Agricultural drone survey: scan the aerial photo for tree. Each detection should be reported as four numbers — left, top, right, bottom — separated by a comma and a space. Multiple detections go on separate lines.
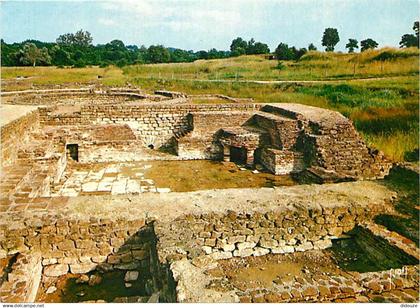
322, 28, 340, 52
56, 29, 92, 47
360, 38, 378, 51
400, 34, 418, 48
400, 21, 419, 48
230, 37, 248, 56
345, 39, 358, 53
274, 43, 295, 60
308, 43, 317, 51
246, 38, 270, 54
18, 43, 51, 66
146, 45, 170, 63
50, 45, 72, 66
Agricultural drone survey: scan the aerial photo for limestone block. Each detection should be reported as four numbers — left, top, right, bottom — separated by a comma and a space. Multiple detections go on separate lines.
233, 248, 253, 258
43, 264, 69, 277
282, 246, 295, 253
252, 247, 270, 257
295, 241, 314, 252
70, 262, 97, 274
236, 242, 256, 250
42, 258, 58, 266
212, 251, 232, 260
313, 239, 332, 250
92, 256, 108, 263
259, 238, 279, 249
56, 239, 75, 251
221, 243, 236, 252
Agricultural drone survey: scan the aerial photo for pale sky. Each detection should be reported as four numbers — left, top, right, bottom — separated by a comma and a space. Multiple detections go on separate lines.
1, 0, 419, 51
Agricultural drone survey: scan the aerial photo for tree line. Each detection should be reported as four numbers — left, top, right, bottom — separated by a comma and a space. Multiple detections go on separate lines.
1, 22, 418, 67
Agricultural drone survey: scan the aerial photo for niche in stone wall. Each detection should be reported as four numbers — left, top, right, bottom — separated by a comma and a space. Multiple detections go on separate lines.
230, 146, 247, 165
66, 144, 79, 162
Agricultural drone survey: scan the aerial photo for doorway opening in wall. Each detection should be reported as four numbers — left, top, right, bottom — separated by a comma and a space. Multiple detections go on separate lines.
229, 146, 247, 165
66, 144, 79, 161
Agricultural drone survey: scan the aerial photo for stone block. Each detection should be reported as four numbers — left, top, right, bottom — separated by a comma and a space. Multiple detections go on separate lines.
92, 256, 108, 263
252, 247, 270, 257
236, 242, 256, 250
233, 248, 253, 258
44, 264, 69, 277
42, 258, 57, 266
125, 271, 139, 282
212, 251, 232, 260
56, 239, 75, 251
70, 262, 96, 274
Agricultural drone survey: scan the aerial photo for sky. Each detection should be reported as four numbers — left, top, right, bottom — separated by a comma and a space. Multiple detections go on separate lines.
1, 0, 419, 52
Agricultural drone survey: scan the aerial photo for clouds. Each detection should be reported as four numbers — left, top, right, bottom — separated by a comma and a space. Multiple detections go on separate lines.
1, 0, 418, 51
99, 0, 245, 33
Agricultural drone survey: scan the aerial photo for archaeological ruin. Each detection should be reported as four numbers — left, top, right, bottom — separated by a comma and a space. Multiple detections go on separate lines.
0, 87, 418, 303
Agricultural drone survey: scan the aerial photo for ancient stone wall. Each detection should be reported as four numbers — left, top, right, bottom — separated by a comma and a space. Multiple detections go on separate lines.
155, 197, 391, 263
1, 110, 40, 167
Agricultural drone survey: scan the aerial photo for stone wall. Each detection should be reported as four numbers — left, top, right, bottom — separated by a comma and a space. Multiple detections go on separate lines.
1, 110, 40, 167
155, 195, 391, 263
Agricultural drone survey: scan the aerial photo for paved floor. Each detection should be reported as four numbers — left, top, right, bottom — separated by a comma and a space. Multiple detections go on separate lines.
53, 162, 170, 197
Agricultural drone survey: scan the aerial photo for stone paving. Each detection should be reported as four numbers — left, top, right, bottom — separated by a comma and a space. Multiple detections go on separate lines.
53, 163, 171, 197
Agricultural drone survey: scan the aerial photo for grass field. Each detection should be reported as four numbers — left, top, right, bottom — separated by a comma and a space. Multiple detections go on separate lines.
1, 48, 418, 162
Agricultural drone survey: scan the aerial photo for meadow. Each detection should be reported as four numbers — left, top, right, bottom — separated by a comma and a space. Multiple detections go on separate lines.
1, 47, 418, 162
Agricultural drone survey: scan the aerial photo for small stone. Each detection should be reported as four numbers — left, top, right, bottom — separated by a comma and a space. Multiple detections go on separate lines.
46, 286, 57, 294
125, 283, 132, 288
125, 271, 139, 282
89, 275, 102, 286
76, 274, 90, 284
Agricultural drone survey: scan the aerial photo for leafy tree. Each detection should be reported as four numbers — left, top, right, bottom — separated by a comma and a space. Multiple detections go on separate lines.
360, 38, 378, 51
400, 34, 418, 48
50, 45, 72, 66
400, 21, 419, 48
146, 45, 170, 63
308, 43, 317, 51
246, 38, 270, 54
345, 39, 358, 53
230, 37, 248, 56
17, 43, 51, 66
322, 28, 340, 52
56, 29, 92, 47
274, 43, 294, 60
